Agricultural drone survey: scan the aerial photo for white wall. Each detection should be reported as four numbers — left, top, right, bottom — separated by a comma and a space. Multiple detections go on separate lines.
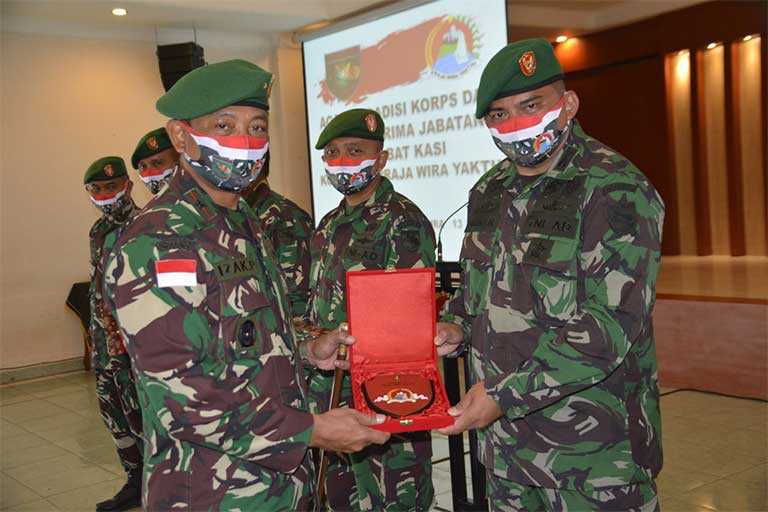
0, 30, 310, 369
268, 44, 311, 213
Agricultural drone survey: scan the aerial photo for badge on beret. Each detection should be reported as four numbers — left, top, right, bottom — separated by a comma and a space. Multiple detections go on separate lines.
365, 113, 378, 133
362, 373, 435, 418
104, 163, 114, 177
146, 136, 159, 151
519, 51, 537, 77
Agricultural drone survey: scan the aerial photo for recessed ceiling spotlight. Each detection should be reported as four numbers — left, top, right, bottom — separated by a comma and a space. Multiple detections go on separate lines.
743, 35, 753, 42
112, 7, 127, 16
706, 42, 719, 50
555, 35, 568, 44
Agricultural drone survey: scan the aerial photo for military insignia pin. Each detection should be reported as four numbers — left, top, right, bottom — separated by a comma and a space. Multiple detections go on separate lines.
104, 164, 114, 177
365, 113, 378, 133
147, 136, 159, 150
519, 51, 537, 77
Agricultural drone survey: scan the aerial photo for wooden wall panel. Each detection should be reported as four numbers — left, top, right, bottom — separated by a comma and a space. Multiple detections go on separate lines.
724, 43, 747, 256
701, 46, 731, 255
738, 36, 768, 255
690, 51, 713, 255
565, 56, 681, 255
552, 1, 766, 74
665, 52, 698, 255
763, 34, 767, 248
550, 0, 766, 257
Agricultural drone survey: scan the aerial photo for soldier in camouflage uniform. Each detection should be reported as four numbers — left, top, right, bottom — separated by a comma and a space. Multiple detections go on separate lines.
436, 39, 664, 511
244, 156, 313, 317
84, 156, 143, 512
131, 127, 179, 195
104, 60, 389, 511
306, 109, 436, 511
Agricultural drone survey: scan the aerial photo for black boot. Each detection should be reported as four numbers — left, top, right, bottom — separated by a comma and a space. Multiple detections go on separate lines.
96, 470, 141, 511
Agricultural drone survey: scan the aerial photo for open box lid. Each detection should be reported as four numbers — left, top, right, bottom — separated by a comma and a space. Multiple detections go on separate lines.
346, 268, 436, 367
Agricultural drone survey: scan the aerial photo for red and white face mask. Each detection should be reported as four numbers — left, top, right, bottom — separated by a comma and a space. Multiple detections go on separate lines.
182, 125, 269, 193
89, 182, 129, 214
488, 98, 569, 167
139, 167, 175, 195
323, 157, 378, 195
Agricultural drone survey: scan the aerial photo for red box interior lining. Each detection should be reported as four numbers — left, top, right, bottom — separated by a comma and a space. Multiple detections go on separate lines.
351, 363, 452, 432
346, 269, 454, 433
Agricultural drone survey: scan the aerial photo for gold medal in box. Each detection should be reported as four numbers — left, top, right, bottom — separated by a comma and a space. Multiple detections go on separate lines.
362, 373, 435, 418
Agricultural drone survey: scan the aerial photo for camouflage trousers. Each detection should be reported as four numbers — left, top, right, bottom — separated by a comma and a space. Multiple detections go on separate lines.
487, 474, 659, 512
94, 355, 143, 473
322, 433, 434, 512
311, 373, 434, 511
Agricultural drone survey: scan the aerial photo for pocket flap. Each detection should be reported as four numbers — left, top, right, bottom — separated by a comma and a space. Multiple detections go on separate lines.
521, 237, 578, 274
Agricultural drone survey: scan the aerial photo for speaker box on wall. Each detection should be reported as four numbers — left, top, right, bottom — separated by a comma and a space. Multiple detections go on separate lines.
157, 42, 205, 91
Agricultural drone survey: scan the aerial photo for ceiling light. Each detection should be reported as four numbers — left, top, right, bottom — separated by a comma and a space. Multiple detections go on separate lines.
743, 35, 753, 42
112, 7, 127, 16
555, 35, 568, 44
706, 42, 718, 50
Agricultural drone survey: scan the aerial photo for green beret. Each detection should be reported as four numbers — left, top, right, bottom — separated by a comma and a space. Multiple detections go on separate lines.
131, 128, 173, 168
156, 59, 273, 119
475, 38, 564, 118
84, 156, 127, 184
315, 109, 385, 150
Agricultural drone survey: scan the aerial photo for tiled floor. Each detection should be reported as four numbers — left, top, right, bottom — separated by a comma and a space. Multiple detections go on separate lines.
1, 374, 766, 511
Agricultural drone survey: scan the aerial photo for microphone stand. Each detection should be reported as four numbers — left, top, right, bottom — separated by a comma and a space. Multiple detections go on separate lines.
437, 201, 469, 262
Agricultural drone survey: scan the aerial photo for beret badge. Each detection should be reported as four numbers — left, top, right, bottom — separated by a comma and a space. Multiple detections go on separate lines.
518, 51, 537, 77
365, 113, 378, 133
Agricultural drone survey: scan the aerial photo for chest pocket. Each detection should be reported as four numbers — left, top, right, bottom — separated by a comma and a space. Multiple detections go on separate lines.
518, 176, 586, 324
214, 256, 279, 359
461, 185, 503, 316
520, 236, 579, 324
343, 235, 386, 269
233, 290, 275, 357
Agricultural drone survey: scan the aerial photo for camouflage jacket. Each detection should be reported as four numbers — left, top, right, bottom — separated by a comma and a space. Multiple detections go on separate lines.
104, 168, 315, 511
88, 200, 138, 369
442, 122, 665, 491
245, 181, 313, 318
305, 177, 437, 511
306, 177, 436, 334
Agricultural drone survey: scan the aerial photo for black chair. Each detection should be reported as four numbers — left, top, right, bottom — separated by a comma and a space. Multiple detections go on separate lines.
65, 281, 91, 370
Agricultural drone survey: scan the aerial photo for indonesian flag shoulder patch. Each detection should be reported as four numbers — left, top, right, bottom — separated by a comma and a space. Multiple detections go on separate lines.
155, 259, 197, 288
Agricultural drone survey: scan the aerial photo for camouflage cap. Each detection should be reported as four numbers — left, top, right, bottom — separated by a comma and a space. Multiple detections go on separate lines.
84, 156, 128, 184
315, 109, 384, 149
131, 127, 173, 169
475, 38, 564, 118
156, 59, 273, 119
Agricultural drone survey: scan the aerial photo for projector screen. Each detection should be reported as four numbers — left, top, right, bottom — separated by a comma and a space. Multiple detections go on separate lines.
303, 0, 508, 261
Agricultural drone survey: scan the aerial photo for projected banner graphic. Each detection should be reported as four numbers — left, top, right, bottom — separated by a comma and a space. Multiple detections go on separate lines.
304, 0, 507, 261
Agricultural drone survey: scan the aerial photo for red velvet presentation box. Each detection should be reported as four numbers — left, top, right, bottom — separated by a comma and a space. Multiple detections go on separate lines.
346, 268, 454, 433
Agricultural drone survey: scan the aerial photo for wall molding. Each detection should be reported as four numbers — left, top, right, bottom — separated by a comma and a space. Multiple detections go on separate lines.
0, 357, 86, 385
1, 15, 278, 51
